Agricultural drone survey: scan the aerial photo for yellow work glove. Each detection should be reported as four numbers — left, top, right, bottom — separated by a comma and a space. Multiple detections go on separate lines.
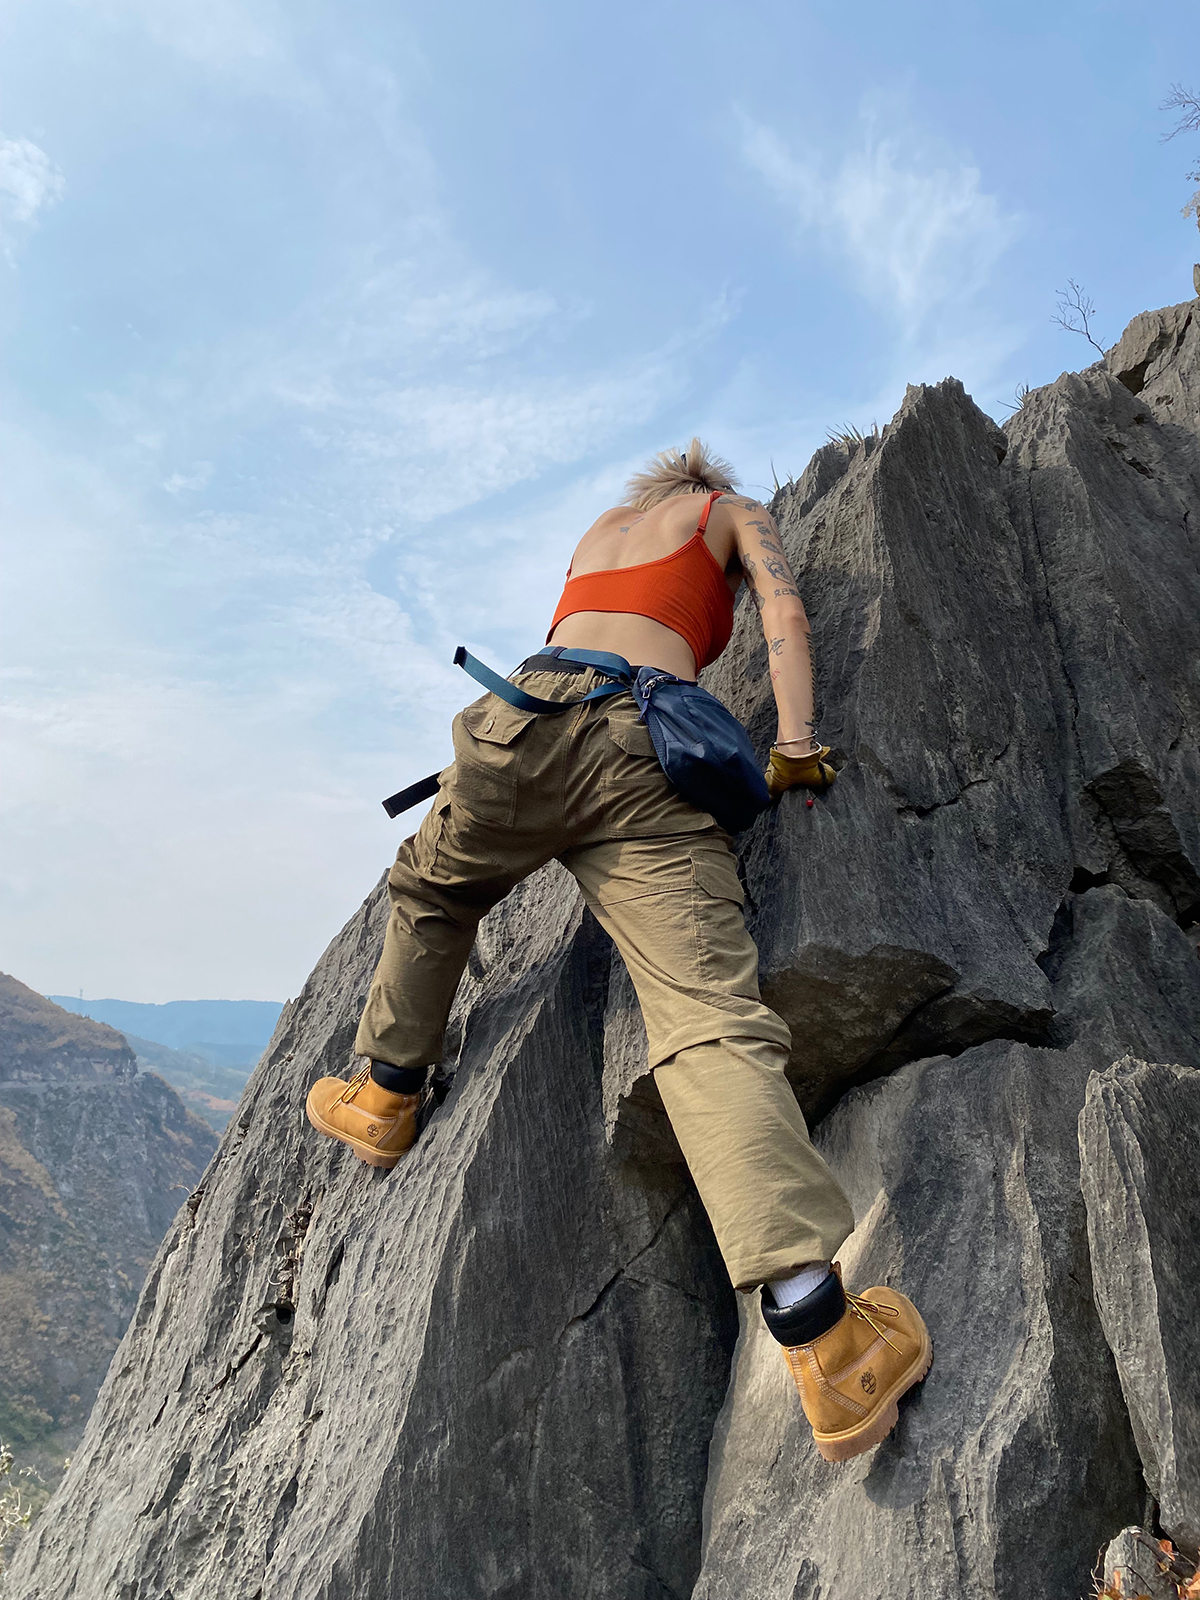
765, 744, 836, 801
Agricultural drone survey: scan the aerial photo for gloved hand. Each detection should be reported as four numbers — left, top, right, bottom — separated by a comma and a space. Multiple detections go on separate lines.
765, 744, 836, 801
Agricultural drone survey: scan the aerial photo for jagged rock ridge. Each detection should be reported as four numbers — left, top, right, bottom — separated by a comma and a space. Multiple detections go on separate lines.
9, 299, 1200, 1600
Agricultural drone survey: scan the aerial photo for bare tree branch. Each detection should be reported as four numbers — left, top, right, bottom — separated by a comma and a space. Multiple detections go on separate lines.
1161, 83, 1200, 140
1052, 280, 1106, 357
1161, 83, 1200, 222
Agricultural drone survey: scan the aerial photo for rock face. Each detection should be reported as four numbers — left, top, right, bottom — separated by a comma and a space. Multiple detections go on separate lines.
10, 299, 1200, 1600
1080, 1057, 1200, 1555
0, 977, 215, 1457
695, 890, 1200, 1600
9, 871, 737, 1600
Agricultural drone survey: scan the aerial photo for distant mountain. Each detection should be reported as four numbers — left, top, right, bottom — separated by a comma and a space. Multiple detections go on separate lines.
0, 975, 214, 1498
0, 974, 135, 1083
49, 995, 283, 1068
123, 1033, 249, 1133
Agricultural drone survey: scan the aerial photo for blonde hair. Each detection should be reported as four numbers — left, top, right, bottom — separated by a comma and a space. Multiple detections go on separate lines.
624, 437, 739, 511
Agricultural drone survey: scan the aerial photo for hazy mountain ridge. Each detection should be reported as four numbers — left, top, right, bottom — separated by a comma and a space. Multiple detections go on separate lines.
49, 995, 282, 1069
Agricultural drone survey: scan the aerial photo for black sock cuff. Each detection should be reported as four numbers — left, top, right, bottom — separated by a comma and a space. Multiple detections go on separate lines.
369, 1060, 429, 1095
759, 1271, 845, 1346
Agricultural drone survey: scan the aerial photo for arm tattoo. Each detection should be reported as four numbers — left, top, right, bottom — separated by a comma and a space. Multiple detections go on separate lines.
768, 637, 785, 655
774, 585, 799, 598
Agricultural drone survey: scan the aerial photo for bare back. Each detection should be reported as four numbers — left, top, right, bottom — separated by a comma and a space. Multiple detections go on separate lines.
548, 493, 748, 678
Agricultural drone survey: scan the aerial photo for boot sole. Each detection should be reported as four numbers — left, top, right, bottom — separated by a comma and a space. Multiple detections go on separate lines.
305, 1090, 406, 1169
812, 1302, 933, 1463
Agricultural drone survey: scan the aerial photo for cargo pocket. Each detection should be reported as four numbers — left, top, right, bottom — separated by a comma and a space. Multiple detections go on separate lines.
691, 854, 745, 908
690, 852, 754, 989
602, 702, 669, 809
592, 851, 694, 906
452, 697, 541, 824
410, 789, 454, 877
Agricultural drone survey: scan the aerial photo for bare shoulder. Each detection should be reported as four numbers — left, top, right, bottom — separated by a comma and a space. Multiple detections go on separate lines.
582, 503, 648, 538
718, 494, 779, 532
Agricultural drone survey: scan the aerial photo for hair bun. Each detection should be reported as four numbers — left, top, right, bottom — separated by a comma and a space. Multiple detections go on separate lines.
625, 437, 739, 511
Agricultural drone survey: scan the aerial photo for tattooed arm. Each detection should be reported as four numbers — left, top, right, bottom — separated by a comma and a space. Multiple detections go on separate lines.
725, 497, 818, 750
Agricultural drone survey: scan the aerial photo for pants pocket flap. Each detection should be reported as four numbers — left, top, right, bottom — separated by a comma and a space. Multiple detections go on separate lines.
691, 855, 745, 906
459, 697, 541, 747
606, 712, 657, 758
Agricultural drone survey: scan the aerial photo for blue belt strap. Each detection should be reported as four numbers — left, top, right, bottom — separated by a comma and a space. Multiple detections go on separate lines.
453, 645, 630, 713
547, 645, 636, 677
382, 645, 633, 818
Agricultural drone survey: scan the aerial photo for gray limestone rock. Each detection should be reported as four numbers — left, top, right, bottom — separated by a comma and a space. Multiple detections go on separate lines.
705, 380, 1064, 1119
1081, 1057, 1200, 1556
10, 298, 1200, 1599
693, 884, 1200, 1600
1004, 326, 1200, 929
1101, 1525, 1191, 1600
8, 865, 736, 1599
1106, 297, 1200, 436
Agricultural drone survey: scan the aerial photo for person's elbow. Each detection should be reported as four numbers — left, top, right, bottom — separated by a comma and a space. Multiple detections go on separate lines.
758, 594, 809, 631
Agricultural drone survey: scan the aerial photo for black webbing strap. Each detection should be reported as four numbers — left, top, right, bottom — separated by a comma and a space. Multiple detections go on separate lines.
381, 772, 441, 821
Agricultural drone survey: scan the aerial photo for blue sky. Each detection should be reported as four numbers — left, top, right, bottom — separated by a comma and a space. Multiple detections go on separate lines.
2, 0, 1197, 1002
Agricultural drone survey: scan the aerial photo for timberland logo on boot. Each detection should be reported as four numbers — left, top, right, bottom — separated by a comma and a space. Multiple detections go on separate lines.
366, 1123, 381, 1138
860, 1370, 877, 1395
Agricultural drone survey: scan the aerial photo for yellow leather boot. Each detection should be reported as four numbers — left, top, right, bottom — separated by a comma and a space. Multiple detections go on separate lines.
763, 1265, 932, 1461
305, 1064, 424, 1169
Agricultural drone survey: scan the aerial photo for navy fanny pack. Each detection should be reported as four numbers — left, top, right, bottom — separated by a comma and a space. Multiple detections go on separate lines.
382, 645, 771, 835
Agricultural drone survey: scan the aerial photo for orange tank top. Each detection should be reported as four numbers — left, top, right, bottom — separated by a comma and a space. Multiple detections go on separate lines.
547, 491, 734, 670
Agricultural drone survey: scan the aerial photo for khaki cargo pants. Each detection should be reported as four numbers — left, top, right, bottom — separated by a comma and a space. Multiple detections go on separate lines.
356, 664, 854, 1290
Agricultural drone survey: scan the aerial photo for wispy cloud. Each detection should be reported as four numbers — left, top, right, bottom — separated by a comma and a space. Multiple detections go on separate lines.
77, 0, 307, 91
162, 462, 214, 494
0, 3, 735, 999
0, 136, 64, 255
740, 106, 1023, 378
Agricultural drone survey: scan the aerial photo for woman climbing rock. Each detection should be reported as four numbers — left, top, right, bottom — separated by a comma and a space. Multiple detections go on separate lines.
305, 438, 930, 1461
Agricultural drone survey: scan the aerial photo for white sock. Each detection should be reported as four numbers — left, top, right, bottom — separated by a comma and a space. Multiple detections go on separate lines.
767, 1261, 831, 1309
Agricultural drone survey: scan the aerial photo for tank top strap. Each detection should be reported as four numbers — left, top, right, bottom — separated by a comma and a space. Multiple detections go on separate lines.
695, 489, 725, 534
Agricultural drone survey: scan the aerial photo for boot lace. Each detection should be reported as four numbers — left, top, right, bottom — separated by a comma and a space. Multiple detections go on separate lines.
846, 1291, 902, 1354
334, 1064, 372, 1106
